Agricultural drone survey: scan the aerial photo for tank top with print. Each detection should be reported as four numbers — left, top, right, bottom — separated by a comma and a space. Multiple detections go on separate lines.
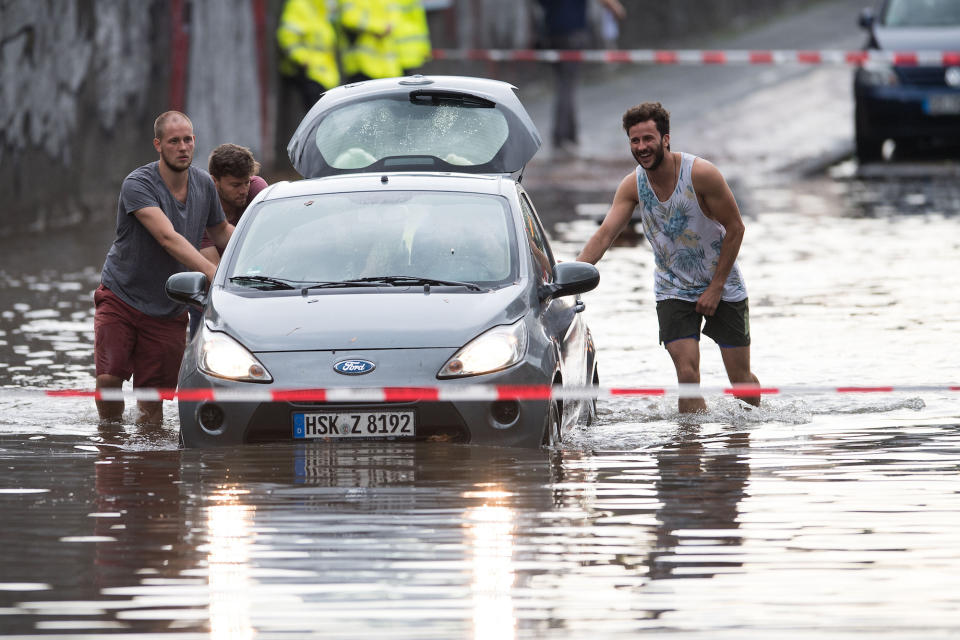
635, 152, 747, 302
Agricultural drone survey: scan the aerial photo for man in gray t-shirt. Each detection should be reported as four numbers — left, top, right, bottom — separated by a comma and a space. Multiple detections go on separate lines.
94, 111, 233, 426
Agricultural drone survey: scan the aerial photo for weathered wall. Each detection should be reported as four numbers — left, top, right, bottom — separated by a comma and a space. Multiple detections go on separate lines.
0, 0, 279, 237
1, 0, 811, 237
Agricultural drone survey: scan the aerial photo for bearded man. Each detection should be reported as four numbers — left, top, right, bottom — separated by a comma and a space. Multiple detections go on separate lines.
577, 102, 760, 413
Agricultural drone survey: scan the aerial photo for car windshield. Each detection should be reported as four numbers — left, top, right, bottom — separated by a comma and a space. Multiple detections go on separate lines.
228, 191, 517, 288
883, 0, 960, 26
315, 96, 509, 170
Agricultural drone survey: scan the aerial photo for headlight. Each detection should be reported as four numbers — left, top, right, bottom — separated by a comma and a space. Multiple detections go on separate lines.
198, 327, 273, 382
857, 63, 898, 87
438, 320, 528, 378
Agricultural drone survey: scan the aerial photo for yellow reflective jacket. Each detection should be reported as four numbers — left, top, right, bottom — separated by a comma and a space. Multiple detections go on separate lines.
393, 0, 430, 72
277, 0, 341, 90
338, 0, 403, 80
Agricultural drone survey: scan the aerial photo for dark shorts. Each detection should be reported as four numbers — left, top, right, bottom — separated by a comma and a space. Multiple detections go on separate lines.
94, 285, 187, 388
656, 298, 751, 348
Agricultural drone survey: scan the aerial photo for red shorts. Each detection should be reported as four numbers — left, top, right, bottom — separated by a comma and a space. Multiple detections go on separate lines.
93, 285, 187, 389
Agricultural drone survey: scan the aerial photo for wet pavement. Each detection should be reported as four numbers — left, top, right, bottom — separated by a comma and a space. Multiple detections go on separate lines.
2, 1, 960, 637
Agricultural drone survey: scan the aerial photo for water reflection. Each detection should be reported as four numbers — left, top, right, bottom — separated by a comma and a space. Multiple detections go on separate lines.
649, 426, 749, 580
207, 487, 254, 640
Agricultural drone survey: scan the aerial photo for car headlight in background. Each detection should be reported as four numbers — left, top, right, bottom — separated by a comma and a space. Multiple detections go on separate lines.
857, 63, 899, 87
198, 328, 273, 382
438, 320, 528, 378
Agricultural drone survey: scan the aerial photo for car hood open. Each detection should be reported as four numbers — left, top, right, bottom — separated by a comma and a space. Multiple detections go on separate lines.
207, 285, 529, 352
287, 76, 541, 179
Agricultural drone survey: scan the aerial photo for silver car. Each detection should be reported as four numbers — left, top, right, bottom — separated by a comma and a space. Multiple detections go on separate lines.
166, 76, 600, 448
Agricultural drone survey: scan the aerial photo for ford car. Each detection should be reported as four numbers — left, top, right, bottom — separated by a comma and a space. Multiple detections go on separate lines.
166, 76, 600, 448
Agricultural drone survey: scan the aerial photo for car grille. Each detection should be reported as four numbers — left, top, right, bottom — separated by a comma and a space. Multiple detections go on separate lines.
896, 66, 951, 87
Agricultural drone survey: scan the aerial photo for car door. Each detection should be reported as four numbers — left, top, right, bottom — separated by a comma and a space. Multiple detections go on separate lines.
518, 190, 590, 427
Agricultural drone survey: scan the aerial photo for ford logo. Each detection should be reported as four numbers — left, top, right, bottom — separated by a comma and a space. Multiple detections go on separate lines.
333, 359, 376, 375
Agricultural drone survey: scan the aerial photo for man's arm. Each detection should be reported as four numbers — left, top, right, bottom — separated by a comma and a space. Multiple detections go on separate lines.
692, 158, 746, 316
206, 220, 234, 254
134, 207, 218, 282
576, 172, 639, 264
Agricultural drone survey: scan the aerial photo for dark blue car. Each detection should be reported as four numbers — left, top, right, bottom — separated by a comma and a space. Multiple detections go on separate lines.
854, 0, 960, 161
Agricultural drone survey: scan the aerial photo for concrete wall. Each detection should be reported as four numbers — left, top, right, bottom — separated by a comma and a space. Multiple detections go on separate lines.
1, 0, 809, 237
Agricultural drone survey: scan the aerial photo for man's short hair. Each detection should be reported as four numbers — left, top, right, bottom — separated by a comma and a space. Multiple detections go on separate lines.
622, 102, 670, 137
208, 143, 261, 179
154, 111, 193, 140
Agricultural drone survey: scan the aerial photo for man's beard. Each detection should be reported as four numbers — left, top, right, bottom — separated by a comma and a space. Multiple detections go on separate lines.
635, 142, 665, 171
161, 151, 191, 173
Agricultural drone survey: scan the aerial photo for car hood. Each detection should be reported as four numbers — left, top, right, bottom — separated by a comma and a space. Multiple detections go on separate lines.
873, 26, 960, 53
207, 285, 529, 352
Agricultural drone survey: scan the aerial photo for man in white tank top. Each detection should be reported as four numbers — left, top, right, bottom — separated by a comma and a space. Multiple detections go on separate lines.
577, 102, 760, 413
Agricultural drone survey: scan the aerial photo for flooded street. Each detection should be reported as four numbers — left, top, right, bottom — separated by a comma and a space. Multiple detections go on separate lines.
3, 1, 960, 635
2, 159, 959, 637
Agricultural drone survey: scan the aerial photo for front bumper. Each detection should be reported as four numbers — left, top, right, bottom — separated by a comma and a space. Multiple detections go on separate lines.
855, 80, 960, 142
177, 350, 556, 449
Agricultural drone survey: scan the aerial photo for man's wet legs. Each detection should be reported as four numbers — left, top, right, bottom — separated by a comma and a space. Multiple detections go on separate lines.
665, 338, 707, 413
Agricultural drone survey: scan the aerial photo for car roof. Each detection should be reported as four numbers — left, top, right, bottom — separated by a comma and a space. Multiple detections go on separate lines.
287, 75, 542, 180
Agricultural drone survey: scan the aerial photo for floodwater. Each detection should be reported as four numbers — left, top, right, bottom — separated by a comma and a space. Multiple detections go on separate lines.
1, 157, 959, 638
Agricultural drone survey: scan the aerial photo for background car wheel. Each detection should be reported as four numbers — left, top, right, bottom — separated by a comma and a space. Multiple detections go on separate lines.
541, 399, 561, 447
855, 107, 883, 163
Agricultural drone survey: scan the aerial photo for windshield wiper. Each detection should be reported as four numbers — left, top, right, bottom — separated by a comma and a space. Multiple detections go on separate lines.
228, 275, 296, 290
299, 280, 384, 295
348, 275, 484, 292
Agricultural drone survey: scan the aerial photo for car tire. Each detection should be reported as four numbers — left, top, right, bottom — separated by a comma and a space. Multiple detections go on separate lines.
541, 398, 561, 447
855, 106, 883, 163
586, 366, 599, 426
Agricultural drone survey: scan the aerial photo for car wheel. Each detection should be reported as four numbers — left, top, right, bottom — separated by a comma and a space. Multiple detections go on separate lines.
541, 398, 561, 447
586, 366, 599, 426
855, 106, 883, 163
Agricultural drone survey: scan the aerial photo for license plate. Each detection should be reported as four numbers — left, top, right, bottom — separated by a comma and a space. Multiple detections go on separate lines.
293, 411, 415, 439
925, 94, 960, 115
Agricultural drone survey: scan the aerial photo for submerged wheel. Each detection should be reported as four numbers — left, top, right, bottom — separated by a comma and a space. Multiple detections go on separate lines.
541, 398, 561, 447
855, 106, 883, 163
586, 366, 599, 426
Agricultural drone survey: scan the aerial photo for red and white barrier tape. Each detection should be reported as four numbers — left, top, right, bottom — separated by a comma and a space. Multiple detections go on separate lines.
4, 384, 958, 403
431, 48, 960, 66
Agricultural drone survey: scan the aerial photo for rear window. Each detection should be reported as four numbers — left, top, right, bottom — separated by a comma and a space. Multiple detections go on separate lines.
229, 191, 517, 287
314, 96, 510, 170
883, 0, 960, 26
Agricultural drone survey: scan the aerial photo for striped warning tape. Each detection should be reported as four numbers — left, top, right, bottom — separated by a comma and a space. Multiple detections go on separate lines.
4, 384, 959, 403
431, 48, 960, 66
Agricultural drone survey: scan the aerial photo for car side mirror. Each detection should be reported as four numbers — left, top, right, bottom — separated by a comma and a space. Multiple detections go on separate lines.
538, 261, 600, 301
166, 271, 208, 308
858, 7, 874, 29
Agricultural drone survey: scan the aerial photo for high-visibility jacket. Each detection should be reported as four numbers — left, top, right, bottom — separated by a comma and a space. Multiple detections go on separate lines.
392, 0, 430, 72
277, 0, 341, 90
337, 0, 403, 80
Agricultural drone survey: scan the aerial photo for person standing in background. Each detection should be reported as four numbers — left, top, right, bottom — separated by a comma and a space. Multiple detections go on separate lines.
338, 0, 403, 82
393, 0, 431, 75
537, 0, 625, 157
277, 0, 341, 110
